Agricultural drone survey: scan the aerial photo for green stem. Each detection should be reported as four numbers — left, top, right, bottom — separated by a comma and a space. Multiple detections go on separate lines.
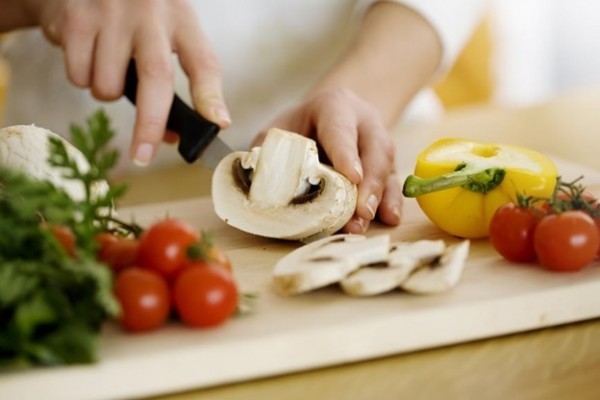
403, 166, 506, 197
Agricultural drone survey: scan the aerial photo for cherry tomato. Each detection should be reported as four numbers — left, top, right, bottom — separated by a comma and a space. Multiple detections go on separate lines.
173, 265, 238, 328
97, 234, 140, 273
534, 211, 600, 272
114, 268, 170, 332
50, 225, 76, 258
95, 232, 119, 251
137, 219, 200, 280
489, 203, 543, 263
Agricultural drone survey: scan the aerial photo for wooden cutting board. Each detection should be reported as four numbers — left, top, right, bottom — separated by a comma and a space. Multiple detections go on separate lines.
3, 162, 600, 400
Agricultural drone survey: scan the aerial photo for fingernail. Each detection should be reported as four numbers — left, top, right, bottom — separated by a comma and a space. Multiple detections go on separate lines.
392, 205, 401, 219
133, 143, 155, 167
213, 106, 231, 126
365, 194, 378, 220
353, 160, 363, 181
352, 217, 366, 233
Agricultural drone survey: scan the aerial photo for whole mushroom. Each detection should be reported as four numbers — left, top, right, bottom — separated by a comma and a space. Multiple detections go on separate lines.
0, 124, 108, 201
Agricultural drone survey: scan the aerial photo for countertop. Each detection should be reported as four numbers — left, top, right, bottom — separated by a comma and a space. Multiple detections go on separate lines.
112, 88, 600, 400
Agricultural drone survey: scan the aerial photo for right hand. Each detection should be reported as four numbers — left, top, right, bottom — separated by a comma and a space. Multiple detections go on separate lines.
27, 0, 230, 165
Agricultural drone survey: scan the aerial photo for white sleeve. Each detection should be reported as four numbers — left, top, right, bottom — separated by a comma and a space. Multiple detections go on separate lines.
356, 0, 489, 74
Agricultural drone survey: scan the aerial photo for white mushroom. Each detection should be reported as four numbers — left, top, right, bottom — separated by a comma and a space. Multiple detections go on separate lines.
212, 128, 357, 241
273, 234, 390, 296
0, 124, 108, 201
400, 240, 470, 294
340, 240, 446, 297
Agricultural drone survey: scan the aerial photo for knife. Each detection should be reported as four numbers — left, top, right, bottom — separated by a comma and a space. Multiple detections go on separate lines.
123, 59, 233, 168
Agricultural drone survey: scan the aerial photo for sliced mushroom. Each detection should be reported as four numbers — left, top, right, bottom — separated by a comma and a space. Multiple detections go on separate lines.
273, 234, 390, 296
340, 240, 446, 296
400, 240, 470, 294
212, 128, 357, 240
0, 124, 108, 201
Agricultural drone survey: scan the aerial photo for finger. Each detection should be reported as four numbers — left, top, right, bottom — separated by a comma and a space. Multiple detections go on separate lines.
130, 27, 174, 166
91, 16, 132, 101
354, 120, 394, 222
342, 214, 371, 234
60, 16, 98, 88
314, 103, 363, 185
377, 172, 403, 226
173, 12, 230, 128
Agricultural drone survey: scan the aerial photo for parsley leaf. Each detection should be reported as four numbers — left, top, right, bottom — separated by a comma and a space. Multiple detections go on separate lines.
0, 110, 123, 368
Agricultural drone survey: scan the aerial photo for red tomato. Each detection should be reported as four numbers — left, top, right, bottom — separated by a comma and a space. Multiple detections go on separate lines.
95, 232, 119, 251
173, 265, 238, 328
114, 268, 170, 332
534, 211, 600, 272
98, 235, 140, 273
50, 225, 76, 258
489, 203, 543, 263
137, 219, 200, 280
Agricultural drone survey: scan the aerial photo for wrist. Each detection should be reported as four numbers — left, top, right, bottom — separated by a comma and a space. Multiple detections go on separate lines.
312, 2, 442, 126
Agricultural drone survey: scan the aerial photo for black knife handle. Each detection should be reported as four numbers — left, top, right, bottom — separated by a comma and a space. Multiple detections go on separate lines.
123, 59, 220, 163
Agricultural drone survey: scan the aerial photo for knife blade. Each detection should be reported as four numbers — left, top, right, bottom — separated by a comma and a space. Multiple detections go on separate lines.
123, 59, 233, 169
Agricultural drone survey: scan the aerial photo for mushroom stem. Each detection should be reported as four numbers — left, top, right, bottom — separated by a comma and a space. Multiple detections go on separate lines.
249, 130, 318, 206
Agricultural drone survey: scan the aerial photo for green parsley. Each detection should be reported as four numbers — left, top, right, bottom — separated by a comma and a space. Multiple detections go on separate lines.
0, 110, 125, 368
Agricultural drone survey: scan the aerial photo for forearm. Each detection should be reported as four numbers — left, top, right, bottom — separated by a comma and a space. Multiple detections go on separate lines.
0, 0, 38, 32
311, 2, 442, 127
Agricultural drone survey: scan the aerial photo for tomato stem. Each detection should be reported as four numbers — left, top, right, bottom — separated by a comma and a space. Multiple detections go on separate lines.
403, 165, 506, 197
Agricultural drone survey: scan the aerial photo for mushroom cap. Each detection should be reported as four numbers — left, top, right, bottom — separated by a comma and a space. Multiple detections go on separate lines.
0, 124, 108, 201
212, 128, 357, 240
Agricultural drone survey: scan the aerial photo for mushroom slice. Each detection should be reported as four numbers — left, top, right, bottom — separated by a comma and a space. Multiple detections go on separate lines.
212, 128, 357, 240
0, 124, 108, 201
273, 234, 390, 296
400, 240, 470, 294
340, 240, 446, 297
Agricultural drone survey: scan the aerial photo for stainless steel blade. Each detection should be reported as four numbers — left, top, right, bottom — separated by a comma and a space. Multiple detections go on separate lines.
199, 135, 234, 170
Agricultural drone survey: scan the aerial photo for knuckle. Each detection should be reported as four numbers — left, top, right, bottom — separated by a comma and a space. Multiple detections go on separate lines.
92, 80, 122, 101
138, 115, 166, 140
62, 5, 94, 36
200, 52, 222, 74
139, 57, 173, 80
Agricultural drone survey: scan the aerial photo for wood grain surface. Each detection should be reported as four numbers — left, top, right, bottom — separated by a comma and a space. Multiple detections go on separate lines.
120, 88, 600, 400
6, 89, 597, 400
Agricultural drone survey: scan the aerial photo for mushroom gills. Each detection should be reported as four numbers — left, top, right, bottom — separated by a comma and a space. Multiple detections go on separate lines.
340, 240, 446, 296
400, 240, 470, 294
273, 234, 390, 295
212, 128, 357, 240
273, 234, 471, 297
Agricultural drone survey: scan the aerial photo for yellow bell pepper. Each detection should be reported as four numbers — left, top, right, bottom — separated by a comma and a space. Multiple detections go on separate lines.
402, 138, 558, 239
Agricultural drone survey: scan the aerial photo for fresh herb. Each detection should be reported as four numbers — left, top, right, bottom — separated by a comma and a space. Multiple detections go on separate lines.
0, 110, 124, 368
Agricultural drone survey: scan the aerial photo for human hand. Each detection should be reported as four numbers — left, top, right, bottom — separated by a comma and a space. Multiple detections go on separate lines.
26, 0, 230, 165
253, 87, 403, 234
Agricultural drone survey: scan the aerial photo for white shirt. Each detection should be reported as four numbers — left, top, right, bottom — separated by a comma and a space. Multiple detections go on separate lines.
1, 0, 486, 173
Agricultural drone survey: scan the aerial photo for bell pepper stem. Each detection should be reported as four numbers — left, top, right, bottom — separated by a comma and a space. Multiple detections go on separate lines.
403, 166, 506, 197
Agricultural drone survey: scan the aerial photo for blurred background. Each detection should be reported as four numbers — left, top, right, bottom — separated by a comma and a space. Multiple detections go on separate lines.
1, 0, 600, 123
436, 0, 600, 109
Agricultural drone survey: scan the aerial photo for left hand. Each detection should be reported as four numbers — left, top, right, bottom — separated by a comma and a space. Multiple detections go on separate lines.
253, 87, 403, 234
